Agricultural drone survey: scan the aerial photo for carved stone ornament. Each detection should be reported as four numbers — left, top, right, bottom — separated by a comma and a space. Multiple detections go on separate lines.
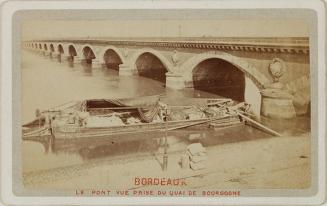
267, 58, 286, 90
171, 50, 179, 66
123, 48, 128, 58
269, 58, 285, 83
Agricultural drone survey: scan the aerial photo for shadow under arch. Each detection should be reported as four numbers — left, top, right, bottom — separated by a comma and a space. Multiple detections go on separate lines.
192, 58, 246, 101
181, 52, 266, 89
102, 47, 124, 70
82, 45, 96, 64
68, 44, 78, 60
181, 52, 267, 116
130, 49, 174, 84
49, 44, 55, 52
57, 44, 64, 54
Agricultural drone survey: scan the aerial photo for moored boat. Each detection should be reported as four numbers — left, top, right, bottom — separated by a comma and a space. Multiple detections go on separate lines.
22, 95, 246, 140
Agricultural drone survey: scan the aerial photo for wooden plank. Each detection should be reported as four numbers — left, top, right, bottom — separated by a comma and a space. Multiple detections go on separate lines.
236, 111, 282, 137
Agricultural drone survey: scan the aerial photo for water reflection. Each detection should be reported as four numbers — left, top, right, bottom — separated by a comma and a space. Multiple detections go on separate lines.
21, 50, 310, 173
23, 123, 275, 171
67, 59, 74, 68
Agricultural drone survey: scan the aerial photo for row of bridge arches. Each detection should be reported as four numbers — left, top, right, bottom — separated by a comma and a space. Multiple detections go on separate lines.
27, 42, 262, 102
41, 44, 171, 84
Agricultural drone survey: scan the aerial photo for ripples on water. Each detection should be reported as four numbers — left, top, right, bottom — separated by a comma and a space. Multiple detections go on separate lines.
21, 50, 310, 173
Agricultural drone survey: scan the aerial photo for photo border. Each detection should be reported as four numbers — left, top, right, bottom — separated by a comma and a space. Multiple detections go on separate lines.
1, 0, 326, 205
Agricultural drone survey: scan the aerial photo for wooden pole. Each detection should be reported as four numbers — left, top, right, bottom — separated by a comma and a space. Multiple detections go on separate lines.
160, 116, 226, 132
236, 111, 282, 137
163, 108, 168, 171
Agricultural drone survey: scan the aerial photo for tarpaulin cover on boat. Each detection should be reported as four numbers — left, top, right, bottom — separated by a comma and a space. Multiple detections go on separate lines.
84, 95, 161, 123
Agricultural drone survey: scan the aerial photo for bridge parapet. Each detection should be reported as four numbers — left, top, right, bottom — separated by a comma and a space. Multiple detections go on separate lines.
29, 37, 309, 54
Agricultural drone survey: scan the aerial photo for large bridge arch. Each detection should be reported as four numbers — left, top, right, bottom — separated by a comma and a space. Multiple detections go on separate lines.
81, 44, 98, 58
129, 48, 174, 83
130, 48, 174, 73
180, 52, 267, 88
180, 52, 269, 116
100, 46, 125, 70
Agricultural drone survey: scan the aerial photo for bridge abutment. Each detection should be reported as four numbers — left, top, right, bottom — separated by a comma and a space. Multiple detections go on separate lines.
165, 72, 187, 90
72, 56, 84, 63
119, 64, 138, 76
62, 55, 71, 62
92, 59, 104, 69
244, 76, 262, 117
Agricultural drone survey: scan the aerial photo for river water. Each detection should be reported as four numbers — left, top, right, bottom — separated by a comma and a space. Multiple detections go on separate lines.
21, 50, 310, 174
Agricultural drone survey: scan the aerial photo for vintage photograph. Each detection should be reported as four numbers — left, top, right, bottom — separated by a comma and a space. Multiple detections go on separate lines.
17, 10, 312, 198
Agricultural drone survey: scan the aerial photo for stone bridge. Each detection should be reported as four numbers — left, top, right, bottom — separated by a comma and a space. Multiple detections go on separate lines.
23, 37, 310, 117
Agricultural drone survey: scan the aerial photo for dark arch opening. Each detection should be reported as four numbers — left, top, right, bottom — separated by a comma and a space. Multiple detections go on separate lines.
135, 52, 167, 83
44, 44, 47, 51
68, 45, 77, 62
50, 44, 55, 52
82, 46, 95, 64
34, 43, 37, 48
58, 45, 64, 54
39, 44, 42, 49
192, 58, 245, 102
103, 49, 122, 70
57, 45, 64, 62
69, 45, 77, 57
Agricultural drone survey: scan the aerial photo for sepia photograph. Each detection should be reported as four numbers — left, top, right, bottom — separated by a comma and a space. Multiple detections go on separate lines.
0, 1, 326, 205
21, 18, 311, 192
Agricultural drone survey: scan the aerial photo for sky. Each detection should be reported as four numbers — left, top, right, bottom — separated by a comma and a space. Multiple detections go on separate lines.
21, 19, 310, 40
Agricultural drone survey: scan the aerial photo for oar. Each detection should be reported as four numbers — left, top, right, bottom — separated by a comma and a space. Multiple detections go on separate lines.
236, 111, 282, 137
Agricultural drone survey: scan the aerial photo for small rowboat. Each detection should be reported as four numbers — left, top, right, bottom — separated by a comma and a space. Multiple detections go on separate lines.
22, 95, 243, 141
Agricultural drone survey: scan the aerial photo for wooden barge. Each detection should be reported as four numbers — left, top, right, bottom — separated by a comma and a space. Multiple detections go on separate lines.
22, 95, 245, 141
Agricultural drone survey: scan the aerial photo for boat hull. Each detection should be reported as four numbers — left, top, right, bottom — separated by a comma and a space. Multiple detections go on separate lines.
52, 115, 241, 140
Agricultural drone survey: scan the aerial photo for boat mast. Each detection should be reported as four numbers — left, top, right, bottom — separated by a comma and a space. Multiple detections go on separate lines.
163, 107, 168, 171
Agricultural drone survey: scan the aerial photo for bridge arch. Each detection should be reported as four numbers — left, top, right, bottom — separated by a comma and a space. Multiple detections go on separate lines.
57, 44, 64, 54
49, 44, 55, 52
44, 44, 48, 51
129, 48, 173, 83
81, 44, 98, 65
130, 48, 174, 73
101, 46, 125, 70
39, 43, 42, 50
180, 52, 266, 89
180, 52, 267, 115
68, 44, 78, 56
81, 44, 97, 58
66, 44, 78, 62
